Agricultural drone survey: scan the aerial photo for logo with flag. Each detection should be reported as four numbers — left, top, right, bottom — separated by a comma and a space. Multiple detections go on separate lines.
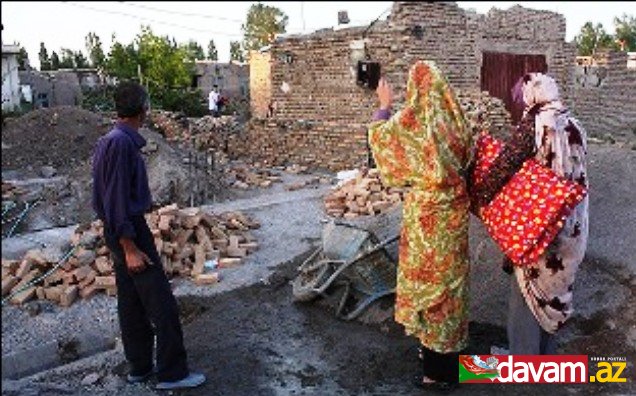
459, 355, 501, 382
459, 355, 590, 383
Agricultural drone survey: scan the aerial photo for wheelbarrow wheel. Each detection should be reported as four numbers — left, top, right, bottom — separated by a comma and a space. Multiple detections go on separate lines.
292, 260, 333, 302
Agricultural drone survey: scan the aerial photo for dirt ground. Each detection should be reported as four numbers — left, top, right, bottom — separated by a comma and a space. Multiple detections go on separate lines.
1, 108, 229, 235
1, 107, 111, 173
2, 141, 635, 395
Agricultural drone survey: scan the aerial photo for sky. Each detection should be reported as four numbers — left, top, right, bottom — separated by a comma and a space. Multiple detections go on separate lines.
1, 1, 629, 69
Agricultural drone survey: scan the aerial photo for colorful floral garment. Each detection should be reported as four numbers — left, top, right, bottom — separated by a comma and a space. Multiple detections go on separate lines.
368, 61, 473, 353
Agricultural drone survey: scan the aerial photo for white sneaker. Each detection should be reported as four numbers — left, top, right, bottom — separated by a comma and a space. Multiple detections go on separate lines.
155, 372, 206, 390
126, 367, 156, 384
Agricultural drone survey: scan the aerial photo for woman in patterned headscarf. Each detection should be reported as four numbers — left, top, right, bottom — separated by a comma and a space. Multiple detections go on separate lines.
368, 60, 473, 387
507, 73, 589, 353
471, 73, 589, 354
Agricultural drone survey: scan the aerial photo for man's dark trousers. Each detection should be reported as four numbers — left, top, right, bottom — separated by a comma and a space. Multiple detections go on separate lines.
105, 215, 189, 382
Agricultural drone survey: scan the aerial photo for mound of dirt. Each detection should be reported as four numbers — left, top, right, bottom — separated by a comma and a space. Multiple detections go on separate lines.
1, 106, 112, 173
1, 107, 228, 235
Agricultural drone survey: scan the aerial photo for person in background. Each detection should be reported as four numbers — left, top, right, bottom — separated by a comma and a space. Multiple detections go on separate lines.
217, 91, 227, 115
92, 81, 206, 390
208, 85, 220, 117
368, 61, 474, 389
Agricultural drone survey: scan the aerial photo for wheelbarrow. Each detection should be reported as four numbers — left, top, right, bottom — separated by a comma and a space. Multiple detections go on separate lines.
292, 220, 399, 321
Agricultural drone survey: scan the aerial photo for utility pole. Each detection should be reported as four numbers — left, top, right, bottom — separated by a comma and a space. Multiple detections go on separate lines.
301, 2, 306, 33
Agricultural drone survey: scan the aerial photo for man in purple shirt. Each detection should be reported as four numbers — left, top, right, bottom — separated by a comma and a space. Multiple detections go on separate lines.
92, 81, 205, 390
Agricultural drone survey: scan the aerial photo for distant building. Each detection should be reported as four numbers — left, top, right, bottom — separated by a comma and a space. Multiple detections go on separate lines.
2, 43, 21, 111
19, 68, 86, 108
628, 52, 636, 69
192, 60, 249, 101
19, 69, 53, 108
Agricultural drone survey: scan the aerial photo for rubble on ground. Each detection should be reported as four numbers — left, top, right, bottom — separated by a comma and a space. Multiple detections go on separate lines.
149, 111, 242, 152
323, 168, 405, 219
147, 110, 190, 141
458, 90, 513, 139
224, 164, 284, 189
2, 204, 260, 307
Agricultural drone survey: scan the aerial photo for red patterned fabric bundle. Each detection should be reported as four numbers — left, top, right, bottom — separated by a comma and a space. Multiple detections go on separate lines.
473, 133, 587, 266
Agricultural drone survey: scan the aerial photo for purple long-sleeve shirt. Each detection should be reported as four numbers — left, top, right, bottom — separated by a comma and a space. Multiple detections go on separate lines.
92, 122, 152, 240
373, 108, 391, 121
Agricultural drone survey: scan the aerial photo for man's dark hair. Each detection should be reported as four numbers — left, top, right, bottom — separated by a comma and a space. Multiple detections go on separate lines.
114, 81, 148, 118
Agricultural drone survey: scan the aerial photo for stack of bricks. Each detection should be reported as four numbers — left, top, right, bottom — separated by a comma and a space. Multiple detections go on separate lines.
1, 204, 260, 307
324, 168, 405, 219
145, 204, 260, 282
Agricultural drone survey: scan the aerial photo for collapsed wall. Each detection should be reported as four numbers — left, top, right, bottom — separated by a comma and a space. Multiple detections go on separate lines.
570, 51, 636, 141
240, 1, 575, 171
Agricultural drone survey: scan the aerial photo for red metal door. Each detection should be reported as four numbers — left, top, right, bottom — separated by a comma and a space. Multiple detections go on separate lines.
481, 52, 547, 123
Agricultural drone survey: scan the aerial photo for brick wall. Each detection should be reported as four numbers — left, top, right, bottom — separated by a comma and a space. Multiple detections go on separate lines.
478, 5, 576, 103
240, 1, 574, 171
571, 51, 636, 141
249, 51, 272, 118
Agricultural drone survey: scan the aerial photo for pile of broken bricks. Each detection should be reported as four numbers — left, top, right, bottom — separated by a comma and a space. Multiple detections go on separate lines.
2, 204, 260, 308
2, 181, 24, 201
458, 89, 513, 139
323, 168, 405, 219
225, 164, 284, 189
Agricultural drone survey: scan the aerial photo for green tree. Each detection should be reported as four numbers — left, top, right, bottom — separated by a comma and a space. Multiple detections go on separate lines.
50, 51, 60, 70
38, 42, 51, 71
103, 27, 204, 116
135, 26, 193, 89
86, 32, 106, 69
105, 40, 139, 80
181, 40, 205, 61
74, 51, 89, 69
613, 14, 636, 51
230, 41, 244, 62
574, 22, 618, 56
241, 2, 288, 52
207, 39, 218, 61
17, 46, 29, 70
59, 48, 75, 69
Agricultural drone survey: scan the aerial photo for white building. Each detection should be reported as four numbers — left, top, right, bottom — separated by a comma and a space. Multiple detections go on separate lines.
2, 43, 21, 111
628, 52, 636, 69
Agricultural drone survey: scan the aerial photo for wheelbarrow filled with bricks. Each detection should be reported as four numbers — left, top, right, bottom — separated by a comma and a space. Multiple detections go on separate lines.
292, 220, 399, 321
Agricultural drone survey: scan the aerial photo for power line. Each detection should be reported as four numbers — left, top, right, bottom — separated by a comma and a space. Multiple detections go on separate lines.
63, 2, 243, 38
363, 6, 392, 38
121, 2, 244, 24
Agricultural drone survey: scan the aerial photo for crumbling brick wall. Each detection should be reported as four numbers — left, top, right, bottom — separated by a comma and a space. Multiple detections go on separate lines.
571, 51, 636, 141
238, 1, 574, 171
249, 51, 272, 118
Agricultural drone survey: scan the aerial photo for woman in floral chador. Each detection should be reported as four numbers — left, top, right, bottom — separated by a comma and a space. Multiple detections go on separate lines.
368, 60, 473, 386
